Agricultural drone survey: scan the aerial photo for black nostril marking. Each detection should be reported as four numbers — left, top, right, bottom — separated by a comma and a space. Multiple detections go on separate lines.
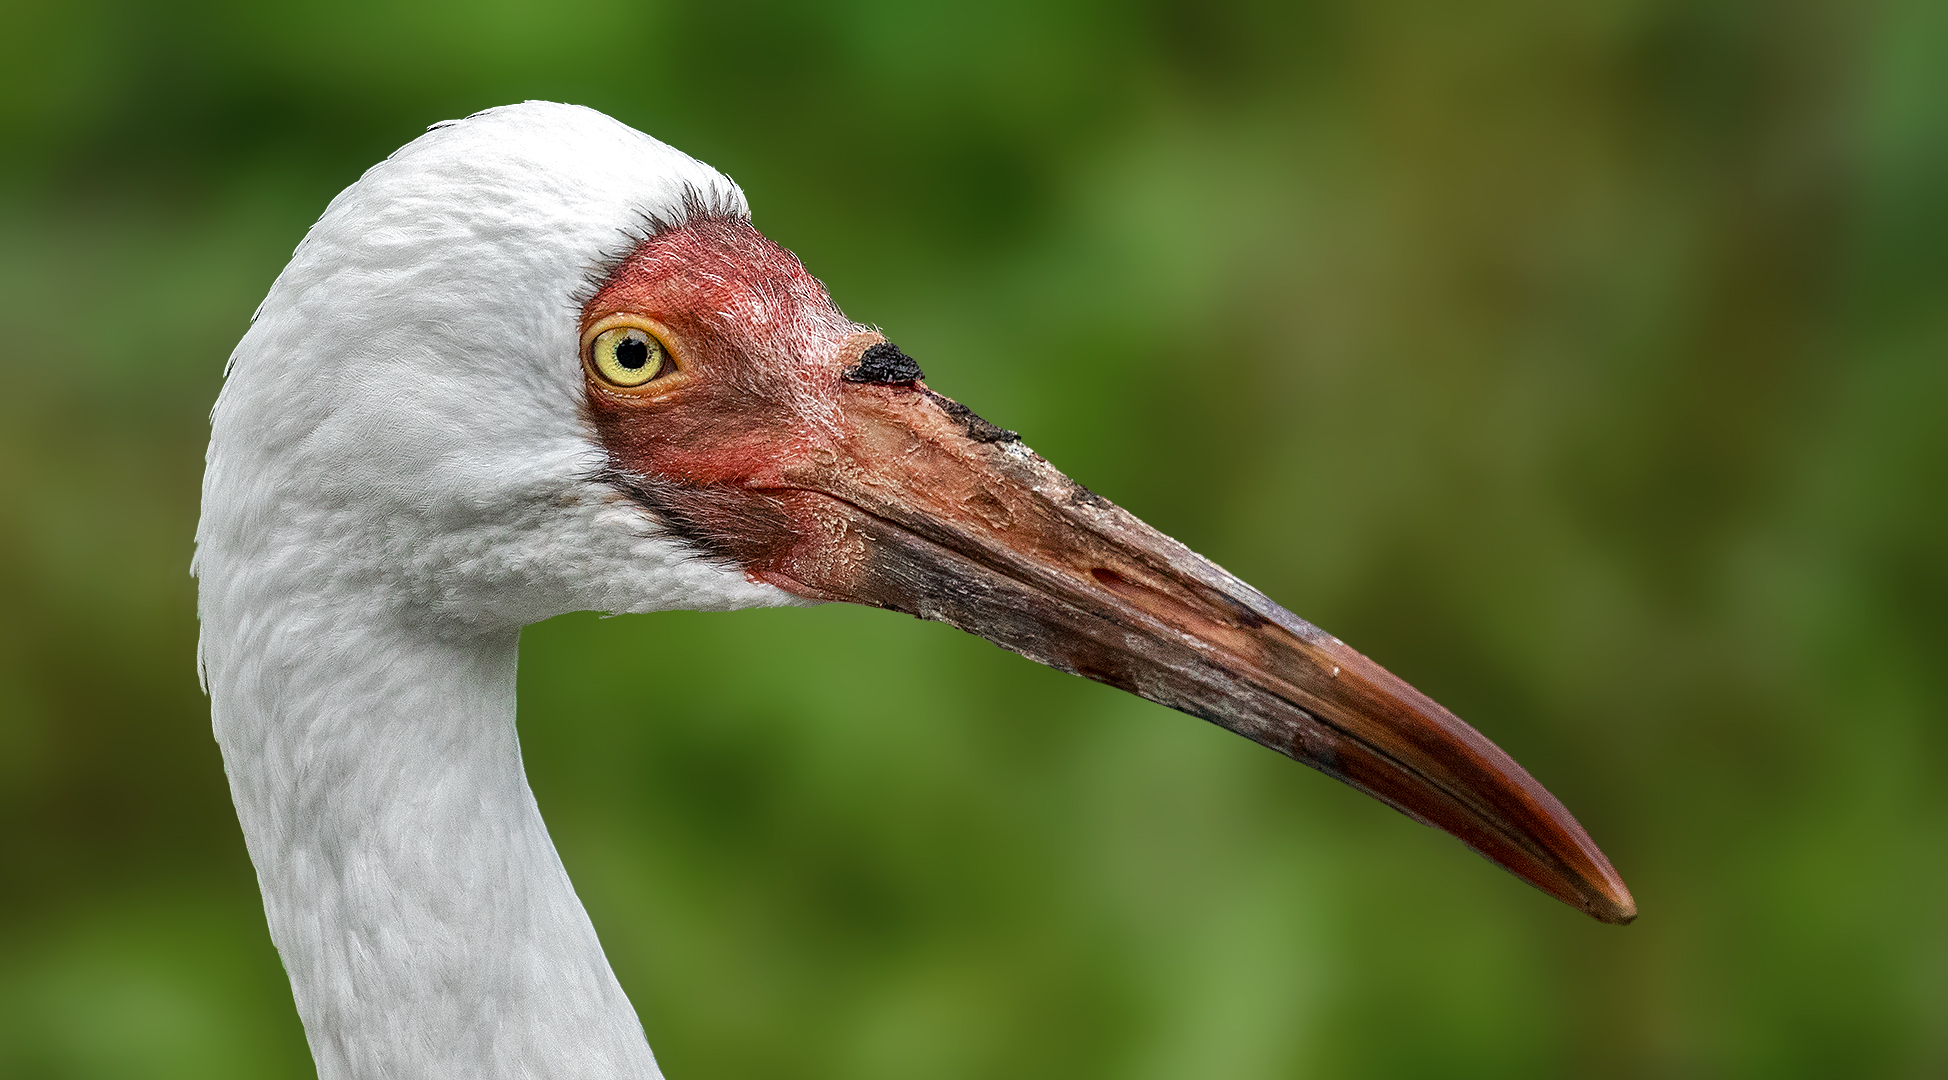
844, 342, 925, 386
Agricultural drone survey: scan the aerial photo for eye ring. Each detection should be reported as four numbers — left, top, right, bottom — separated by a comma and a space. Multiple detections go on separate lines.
583, 316, 680, 391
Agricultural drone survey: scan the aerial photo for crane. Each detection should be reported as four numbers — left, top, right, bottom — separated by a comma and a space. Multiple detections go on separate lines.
194, 101, 1633, 1080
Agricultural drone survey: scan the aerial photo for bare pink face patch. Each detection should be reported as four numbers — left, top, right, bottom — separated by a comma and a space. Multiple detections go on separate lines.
582, 212, 893, 575
580, 210, 1022, 591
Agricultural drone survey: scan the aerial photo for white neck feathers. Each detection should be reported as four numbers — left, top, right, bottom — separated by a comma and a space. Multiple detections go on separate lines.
194, 103, 802, 1078
210, 617, 662, 1079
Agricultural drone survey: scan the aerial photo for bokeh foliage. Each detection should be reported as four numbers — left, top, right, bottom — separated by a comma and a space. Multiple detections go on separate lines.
1, 0, 1944, 1076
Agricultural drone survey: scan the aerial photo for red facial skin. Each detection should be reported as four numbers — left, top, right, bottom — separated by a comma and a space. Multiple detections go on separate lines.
583, 213, 1040, 602
580, 213, 1637, 926
580, 212, 861, 564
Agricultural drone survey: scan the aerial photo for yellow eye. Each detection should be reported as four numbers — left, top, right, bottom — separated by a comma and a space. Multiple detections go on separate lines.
589, 325, 672, 388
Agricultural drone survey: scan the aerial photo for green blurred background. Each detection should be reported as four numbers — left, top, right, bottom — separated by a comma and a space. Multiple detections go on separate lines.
2, 0, 1945, 1076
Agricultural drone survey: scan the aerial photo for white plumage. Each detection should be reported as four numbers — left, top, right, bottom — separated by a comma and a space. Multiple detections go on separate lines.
197, 103, 794, 1079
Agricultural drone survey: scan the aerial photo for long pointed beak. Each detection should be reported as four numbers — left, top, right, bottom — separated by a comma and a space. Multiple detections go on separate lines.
747, 385, 1635, 924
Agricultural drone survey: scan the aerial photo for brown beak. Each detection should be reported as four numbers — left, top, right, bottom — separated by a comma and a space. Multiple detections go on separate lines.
744, 382, 1637, 925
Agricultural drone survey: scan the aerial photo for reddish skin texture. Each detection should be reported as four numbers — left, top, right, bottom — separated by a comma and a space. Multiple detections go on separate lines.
580, 214, 860, 564
581, 214, 1638, 925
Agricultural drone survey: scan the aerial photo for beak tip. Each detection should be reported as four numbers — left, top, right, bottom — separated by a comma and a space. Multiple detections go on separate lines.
1584, 882, 1638, 925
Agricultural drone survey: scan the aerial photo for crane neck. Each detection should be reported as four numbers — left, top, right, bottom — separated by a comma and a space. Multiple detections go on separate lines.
206, 615, 663, 1079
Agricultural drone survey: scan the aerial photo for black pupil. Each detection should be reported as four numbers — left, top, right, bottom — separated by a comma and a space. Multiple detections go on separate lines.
615, 336, 651, 370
